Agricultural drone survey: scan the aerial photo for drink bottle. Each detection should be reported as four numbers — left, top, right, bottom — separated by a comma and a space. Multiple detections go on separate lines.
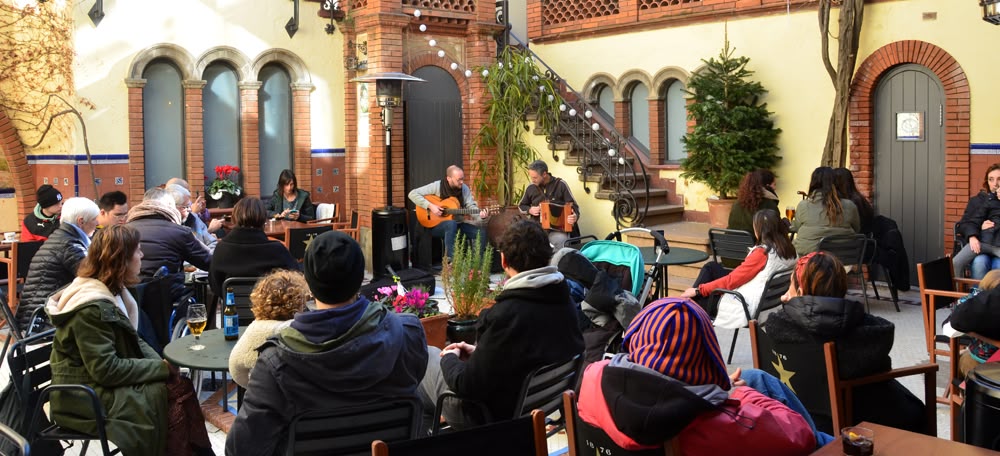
224, 287, 239, 341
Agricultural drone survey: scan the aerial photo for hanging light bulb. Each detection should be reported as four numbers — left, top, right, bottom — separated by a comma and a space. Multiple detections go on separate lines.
419, 24, 427, 32
569, 109, 577, 116
547, 94, 554, 102
437, 50, 445, 57
429, 39, 437, 47
618, 157, 625, 165
608, 148, 616, 157
482, 69, 489, 77
413, 9, 421, 17
559, 104, 566, 112
585, 110, 592, 118
450, 62, 458, 70
592, 123, 600, 131
464, 69, 472, 77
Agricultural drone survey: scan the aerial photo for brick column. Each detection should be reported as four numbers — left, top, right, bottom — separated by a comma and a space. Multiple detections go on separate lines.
292, 83, 315, 197
239, 82, 262, 197
649, 98, 664, 164
125, 78, 147, 203
182, 80, 207, 189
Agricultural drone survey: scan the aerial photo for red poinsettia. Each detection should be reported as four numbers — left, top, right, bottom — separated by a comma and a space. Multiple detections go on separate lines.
208, 164, 242, 197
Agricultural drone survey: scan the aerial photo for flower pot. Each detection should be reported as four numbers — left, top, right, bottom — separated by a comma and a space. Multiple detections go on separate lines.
208, 192, 240, 209
707, 197, 736, 229
447, 317, 478, 345
420, 313, 449, 349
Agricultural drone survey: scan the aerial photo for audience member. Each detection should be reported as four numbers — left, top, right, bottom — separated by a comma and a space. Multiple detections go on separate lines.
20, 184, 63, 241
421, 220, 584, 428
226, 231, 427, 456
266, 169, 314, 221
209, 197, 298, 297
682, 209, 796, 329
791, 167, 859, 255
408, 165, 487, 258
127, 187, 212, 303
166, 177, 213, 226
229, 270, 308, 388
45, 225, 213, 456
166, 184, 218, 252
953, 163, 1000, 279
728, 169, 780, 235
947, 269, 1000, 378
16, 197, 100, 331
576, 298, 817, 454
833, 168, 875, 235
765, 252, 925, 433
96, 190, 129, 228
518, 160, 579, 248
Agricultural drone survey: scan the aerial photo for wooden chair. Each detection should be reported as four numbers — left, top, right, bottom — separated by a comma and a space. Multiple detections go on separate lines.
285, 397, 421, 456
562, 391, 677, 456
708, 228, 755, 269
916, 256, 980, 364
371, 409, 548, 456
708, 267, 792, 364
284, 224, 334, 262
818, 234, 870, 311
749, 320, 938, 436
333, 209, 360, 242
944, 332, 1000, 441
0, 240, 44, 321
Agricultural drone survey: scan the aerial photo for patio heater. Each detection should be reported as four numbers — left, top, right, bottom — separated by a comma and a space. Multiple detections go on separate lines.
350, 72, 425, 277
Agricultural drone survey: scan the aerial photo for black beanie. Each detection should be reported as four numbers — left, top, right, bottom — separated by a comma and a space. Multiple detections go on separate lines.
36, 184, 62, 208
304, 231, 365, 304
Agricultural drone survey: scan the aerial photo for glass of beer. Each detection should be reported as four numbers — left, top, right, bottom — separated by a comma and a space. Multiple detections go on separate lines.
785, 206, 796, 221
187, 303, 208, 351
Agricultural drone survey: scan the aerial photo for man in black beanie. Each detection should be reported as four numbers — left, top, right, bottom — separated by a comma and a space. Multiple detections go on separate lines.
227, 231, 429, 456
21, 184, 63, 241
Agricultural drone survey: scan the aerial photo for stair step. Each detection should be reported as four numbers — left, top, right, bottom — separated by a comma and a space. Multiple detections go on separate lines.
562, 154, 634, 168
666, 275, 695, 295
595, 188, 669, 201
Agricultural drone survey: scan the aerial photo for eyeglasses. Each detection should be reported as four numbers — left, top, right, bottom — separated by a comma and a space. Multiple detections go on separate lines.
112, 213, 128, 220
177, 204, 191, 211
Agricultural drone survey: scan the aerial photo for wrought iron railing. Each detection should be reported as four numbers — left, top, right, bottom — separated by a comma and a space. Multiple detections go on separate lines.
509, 34, 650, 228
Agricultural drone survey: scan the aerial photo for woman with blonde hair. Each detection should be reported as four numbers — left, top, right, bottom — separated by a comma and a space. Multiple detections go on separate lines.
229, 269, 310, 387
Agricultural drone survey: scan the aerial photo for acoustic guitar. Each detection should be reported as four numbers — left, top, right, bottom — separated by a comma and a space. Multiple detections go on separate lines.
540, 201, 575, 233
414, 195, 499, 229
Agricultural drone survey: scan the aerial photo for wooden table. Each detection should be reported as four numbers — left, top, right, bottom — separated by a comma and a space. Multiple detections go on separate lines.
810, 422, 1000, 455
220, 220, 312, 241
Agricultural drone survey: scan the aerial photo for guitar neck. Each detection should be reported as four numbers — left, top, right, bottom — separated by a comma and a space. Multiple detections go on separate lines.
444, 208, 481, 215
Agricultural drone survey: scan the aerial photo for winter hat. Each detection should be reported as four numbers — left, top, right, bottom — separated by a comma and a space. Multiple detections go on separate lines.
303, 231, 365, 304
623, 297, 730, 390
37, 184, 63, 208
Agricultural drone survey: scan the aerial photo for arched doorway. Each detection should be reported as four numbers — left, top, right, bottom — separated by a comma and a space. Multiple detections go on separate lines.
404, 65, 463, 200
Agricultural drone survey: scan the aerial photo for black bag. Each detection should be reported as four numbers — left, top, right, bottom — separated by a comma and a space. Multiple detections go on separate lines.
360, 268, 436, 301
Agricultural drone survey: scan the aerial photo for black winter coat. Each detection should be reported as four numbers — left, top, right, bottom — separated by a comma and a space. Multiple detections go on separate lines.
957, 191, 1000, 246
870, 215, 911, 291
129, 214, 212, 302
951, 286, 1000, 340
209, 227, 299, 297
15, 223, 88, 328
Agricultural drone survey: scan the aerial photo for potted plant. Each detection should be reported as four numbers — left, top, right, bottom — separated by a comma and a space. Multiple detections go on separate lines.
374, 282, 449, 349
680, 37, 782, 227
206, 164, 243, 208
441, 232, 495, 344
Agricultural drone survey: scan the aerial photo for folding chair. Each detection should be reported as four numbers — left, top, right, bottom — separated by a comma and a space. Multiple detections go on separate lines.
9, 329, 118, 455
818, 234, 869, 311
371, 409, 548, 456
0, 240, 44, 321
285, 225, 334, 262
285, 397, 422, 456
562, 391, 677, 456
750, 320, 937, 436
709, 267, 792, 364
708, 228, 755, 269
0, 422, 29, 456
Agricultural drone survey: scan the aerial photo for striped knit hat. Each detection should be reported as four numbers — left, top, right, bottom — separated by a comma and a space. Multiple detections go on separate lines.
623, 297, 730, 390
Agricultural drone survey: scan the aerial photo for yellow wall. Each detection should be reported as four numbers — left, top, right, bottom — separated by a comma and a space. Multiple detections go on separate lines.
531, 0, 995, 212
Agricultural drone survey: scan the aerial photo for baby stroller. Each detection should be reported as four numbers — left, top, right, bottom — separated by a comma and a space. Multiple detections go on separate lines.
560, 228, 669, 362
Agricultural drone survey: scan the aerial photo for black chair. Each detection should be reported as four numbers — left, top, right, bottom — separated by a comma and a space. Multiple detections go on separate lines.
818, 234, 869, 311
709, 267, 792, 364
285, 397, 422, 456
221, 276, 260, 327
862, 237, 900, 311
131, 276, 195, 349
0, 422, 29, 456
285, 225, 333, 262
708, 228, 755, 269
562, 390, 676, 456
371, 409, 548, 456
8, 329, 117, 455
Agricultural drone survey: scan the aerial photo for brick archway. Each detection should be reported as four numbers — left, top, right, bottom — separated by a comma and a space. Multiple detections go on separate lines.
0, 109, 35, 221
849, 40, 970, 247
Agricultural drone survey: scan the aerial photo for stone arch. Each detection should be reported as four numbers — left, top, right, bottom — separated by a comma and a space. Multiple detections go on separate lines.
582, 73, 618, 103
0, 109, 33, 219
616, 69, 653, 101
651, 67, 690, 98
195, 46, 252, 81
250, 49, 312, 85
128, 43, 196, 80
849, 40, 970, 246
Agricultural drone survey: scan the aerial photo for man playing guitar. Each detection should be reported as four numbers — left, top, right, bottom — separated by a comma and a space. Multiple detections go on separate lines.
409, 165, 488, 258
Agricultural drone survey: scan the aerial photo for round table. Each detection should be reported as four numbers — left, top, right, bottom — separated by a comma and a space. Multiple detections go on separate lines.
164, 327, 246, 410
639, 246, 709, 300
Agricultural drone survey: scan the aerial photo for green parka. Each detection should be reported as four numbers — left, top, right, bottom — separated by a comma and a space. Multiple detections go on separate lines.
45, 277, 170, 456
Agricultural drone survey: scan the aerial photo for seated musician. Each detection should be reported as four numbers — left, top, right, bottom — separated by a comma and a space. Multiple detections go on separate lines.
408, 165, 487, 258
518, 160, 579, 249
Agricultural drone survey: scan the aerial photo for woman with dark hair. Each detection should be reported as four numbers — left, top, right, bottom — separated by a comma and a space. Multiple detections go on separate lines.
45, 225, 213, 456
791, 167, 860, 255
953, 163, 1000, 279
210, 196, 299, 296
266, 169, 315, 221
764, 252, 925, 434
682, 209, 797, 328
728, 169, 779, 234
833, 168, 874, 235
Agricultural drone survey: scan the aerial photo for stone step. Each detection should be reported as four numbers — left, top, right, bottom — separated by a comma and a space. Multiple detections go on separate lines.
595, 187, 669, 201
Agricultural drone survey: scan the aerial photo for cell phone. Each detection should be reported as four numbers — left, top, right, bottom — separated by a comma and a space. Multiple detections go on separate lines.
290, 209, 299, 214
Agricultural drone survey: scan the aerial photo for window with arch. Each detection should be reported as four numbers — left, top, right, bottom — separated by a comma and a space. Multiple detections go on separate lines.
142, 60, 185, 188
258, 63, 293, 197
629, 82, 650, 152
663, 79, 687, 162
203, 62, 241, 187
596, 84, 615, 120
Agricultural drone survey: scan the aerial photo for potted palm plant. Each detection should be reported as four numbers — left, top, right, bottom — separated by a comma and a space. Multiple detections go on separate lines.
441, 232, 495, 344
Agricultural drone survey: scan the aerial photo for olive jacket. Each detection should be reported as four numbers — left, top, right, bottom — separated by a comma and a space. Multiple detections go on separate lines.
45, 277, 170, 456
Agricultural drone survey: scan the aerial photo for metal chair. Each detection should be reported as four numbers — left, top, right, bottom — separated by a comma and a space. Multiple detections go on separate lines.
371, 409, 548, 456
221, 276, 261, 327
285, 397, 422, 456
0, 422, 29, 456
818, 234, 869, 311
562, 390, 677, 456
0, 240, 44, 319
863, 237, 900, 312
750, 320, 938, 436
708, 228, 755, 269
709, 267, 793, 364
8, 329, 118, 456
284, 225, 334, 262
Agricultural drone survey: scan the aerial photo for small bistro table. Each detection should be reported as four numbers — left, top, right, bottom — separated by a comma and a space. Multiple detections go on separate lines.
639, 246, 709, 300
164, 327, 246, 410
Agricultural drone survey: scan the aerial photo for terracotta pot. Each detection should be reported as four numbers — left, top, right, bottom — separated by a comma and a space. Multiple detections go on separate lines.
420, 313, 449, 349
446, 318, 478, 345
707, 198, 736, 229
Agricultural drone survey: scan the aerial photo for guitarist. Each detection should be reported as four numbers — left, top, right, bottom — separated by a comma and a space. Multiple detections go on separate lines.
518, 160, 579, 248
408, 165, 488, 259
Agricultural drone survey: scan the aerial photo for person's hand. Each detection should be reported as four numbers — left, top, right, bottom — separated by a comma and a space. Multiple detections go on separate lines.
192, 195, 206, 214
729, 367, 746, 387
567, 212, 577, 225
279, 209, 291, 219
681, 287, 698, 299
984, 220, 996, 231
429, 204, 443, 217
288, 210, 300, 221
971, 237, 982, 254
208, 218, 223, 232
441, 342, 476, 361
479, 209, 488, 219
528, 205, 541, 216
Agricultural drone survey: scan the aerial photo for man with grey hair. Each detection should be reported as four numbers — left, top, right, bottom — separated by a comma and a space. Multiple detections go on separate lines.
166, 184, 218, 252
518, 159, 579, 248
166, 176, 214, 226
16, 197, 101, 330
